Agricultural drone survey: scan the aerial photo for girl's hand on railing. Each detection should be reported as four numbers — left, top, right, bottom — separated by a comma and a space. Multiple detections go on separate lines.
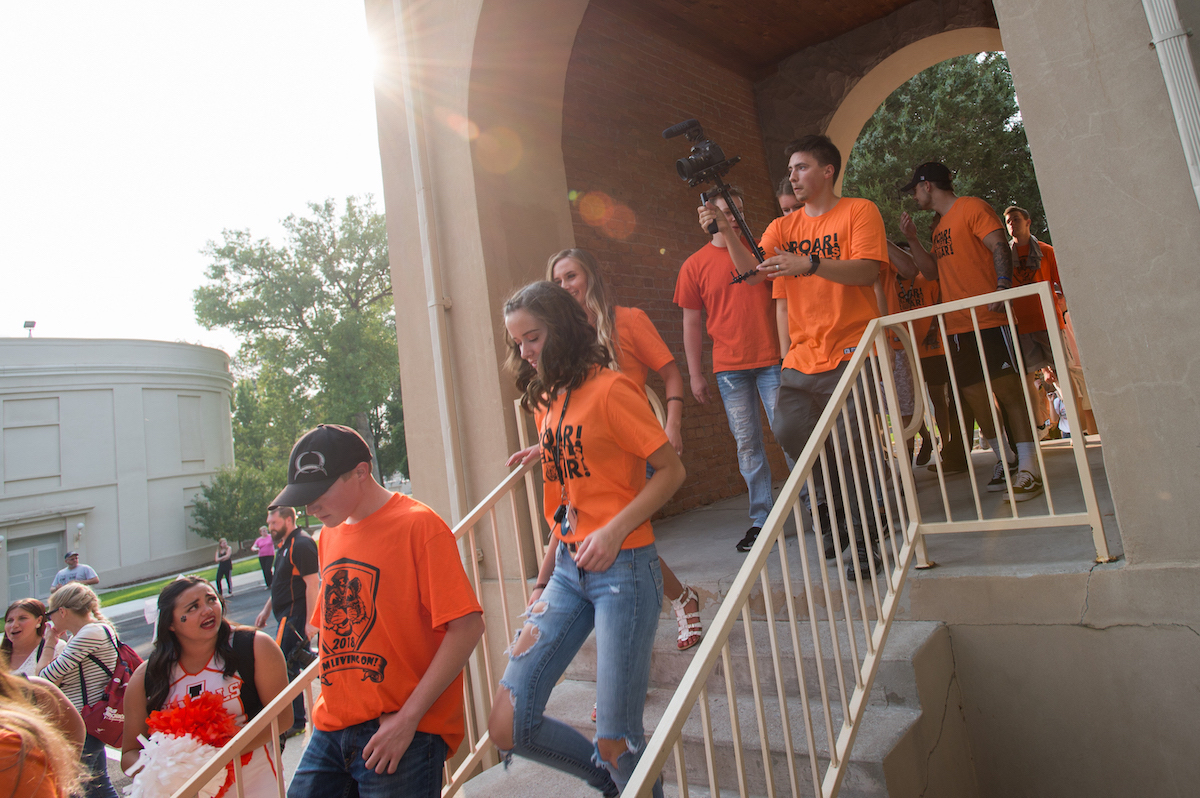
506, 445, 540, 468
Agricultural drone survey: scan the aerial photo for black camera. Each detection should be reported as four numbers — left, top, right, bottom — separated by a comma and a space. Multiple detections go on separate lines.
662, 119, 740, 186
663, 118, 764, 281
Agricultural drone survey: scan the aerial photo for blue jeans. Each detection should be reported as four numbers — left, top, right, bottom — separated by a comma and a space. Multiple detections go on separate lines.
288, 722, 448, 798
716, 365, 784, 527
499, 543, 664, 798
82, 734, 118, 798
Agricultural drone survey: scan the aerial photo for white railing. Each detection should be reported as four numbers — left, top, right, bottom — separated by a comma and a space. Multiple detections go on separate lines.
170, 459, 547, 797
626, 281, 1111, 797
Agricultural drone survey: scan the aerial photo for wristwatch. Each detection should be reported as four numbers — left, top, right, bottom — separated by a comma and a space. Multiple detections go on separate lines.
805, 252, 820, 277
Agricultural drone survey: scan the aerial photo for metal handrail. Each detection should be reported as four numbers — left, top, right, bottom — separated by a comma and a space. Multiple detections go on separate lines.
170, 459, 546, 797
627, 282, 1110, 797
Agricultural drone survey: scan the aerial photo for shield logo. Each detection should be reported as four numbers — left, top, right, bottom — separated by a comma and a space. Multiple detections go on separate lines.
321, 559, 378, 654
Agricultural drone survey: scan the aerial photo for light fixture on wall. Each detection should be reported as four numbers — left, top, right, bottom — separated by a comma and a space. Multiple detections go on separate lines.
74, 521, 84, 547
23, 321, 35, 337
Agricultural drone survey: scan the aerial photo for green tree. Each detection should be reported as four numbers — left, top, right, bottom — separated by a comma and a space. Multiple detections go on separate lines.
195, 196, 403, 477
189, 463, 276, 546
842, 52, 1048, 246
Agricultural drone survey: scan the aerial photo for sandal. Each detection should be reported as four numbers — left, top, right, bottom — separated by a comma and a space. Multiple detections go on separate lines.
671, 585, 703, 651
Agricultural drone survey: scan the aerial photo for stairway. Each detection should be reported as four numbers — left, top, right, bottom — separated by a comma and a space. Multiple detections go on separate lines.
462, 589, 977, 797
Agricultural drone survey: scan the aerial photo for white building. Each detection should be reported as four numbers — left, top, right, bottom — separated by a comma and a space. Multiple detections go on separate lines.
0, 339, 233, 602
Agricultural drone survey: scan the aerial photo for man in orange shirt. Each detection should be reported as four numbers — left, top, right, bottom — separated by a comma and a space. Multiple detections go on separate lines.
707, 134, 888, 579
676, 187, 782, 552
275, 425, 485, 798
899, 162, 1042, 501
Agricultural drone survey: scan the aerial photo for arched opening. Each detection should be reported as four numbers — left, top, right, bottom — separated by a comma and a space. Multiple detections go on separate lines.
828, 26, 1005, 191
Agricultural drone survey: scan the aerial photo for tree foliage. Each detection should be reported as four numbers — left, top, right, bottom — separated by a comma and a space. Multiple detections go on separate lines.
189, 464, 276, 546
842, 52, 1048, 246
194, 196, 406, 475
192, 197, 408, 540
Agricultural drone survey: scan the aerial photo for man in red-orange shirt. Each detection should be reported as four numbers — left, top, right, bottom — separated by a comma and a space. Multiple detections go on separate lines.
274, 425, 485, 798
900, 162, 1042, 501
708, 134, 888, 579
676, 186, 782, 552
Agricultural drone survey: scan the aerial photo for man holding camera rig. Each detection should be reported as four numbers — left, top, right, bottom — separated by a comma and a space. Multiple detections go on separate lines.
675, 186, 783, 553
255, 503, 319, 740
703, 134, 888, 579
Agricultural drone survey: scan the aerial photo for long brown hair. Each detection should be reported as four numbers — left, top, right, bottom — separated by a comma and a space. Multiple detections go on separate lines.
546, 248, 621, 371
145, 576, 239, 712
2, 598, 48, 661
0, 670, 84, 797
504, 281, 609, 412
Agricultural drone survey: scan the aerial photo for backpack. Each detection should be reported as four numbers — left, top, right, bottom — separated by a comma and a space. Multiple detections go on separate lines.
79, 625, 143, 747
230, 628, 263, 719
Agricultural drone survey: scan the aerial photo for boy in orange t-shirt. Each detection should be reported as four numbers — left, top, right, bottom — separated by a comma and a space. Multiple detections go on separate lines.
675, 187, 782, 551
899, 162, 1042, 501
707, 135, 888, 580
272, 425, 484, 798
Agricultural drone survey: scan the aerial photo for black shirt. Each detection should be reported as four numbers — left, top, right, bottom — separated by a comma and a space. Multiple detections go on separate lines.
271, 528, 319, 627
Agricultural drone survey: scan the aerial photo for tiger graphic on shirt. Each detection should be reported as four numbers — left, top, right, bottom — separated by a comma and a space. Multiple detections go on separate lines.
319, 558, 386, 684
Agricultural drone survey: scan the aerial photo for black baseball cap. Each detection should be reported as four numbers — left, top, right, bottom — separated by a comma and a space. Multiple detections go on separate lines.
899, 162, 953, 194
269, 424, 373, 510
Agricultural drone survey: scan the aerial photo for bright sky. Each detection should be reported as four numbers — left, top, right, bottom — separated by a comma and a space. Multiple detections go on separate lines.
0, 2, 384, 358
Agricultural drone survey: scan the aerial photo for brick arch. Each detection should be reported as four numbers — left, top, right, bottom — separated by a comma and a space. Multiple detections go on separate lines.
828, 27, 1005, 191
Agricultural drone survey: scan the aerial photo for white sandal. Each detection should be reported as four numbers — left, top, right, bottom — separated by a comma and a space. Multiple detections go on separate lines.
671, 585, 703, 651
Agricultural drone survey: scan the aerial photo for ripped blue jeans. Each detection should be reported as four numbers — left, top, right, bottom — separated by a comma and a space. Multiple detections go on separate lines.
499, 542, 664, 798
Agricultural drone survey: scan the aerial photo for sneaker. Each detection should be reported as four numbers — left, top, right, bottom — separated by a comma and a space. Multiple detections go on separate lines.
735, 526, 761, 552
816, 504, 850, 560
986, 459, 1019, 492
1008, 470, 1044, 502
915, 437, 933, 466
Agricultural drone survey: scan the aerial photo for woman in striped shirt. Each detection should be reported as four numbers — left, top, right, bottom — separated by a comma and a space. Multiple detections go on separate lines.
38, 584, 118, 798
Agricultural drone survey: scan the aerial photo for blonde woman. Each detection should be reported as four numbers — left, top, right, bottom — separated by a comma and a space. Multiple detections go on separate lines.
0, 669, 85, 798
511, 248, 701, 652
214, 538, 234, 596
38, 584, 119, 798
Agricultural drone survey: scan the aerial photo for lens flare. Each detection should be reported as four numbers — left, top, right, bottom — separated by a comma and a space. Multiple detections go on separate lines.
433, 106, 480, 141
602, 204, 636, 240
475, 127, 523, 174
578, 192, 614, 226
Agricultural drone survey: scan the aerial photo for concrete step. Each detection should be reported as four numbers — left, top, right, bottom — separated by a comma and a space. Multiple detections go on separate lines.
466, 620, 958, 797
564, 619, 939, 710
465, 677, 918, 798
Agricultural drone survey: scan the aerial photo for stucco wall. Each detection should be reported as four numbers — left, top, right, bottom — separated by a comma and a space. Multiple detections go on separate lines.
0, 339, 233, 600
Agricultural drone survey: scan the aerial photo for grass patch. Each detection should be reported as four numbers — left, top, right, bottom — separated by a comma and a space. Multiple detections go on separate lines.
98, 557, 262, 607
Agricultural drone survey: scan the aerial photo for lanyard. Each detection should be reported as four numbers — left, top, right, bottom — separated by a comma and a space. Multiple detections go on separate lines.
542, 387, 574, 501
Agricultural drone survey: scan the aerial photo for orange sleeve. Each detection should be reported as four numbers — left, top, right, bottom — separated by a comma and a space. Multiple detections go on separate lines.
673, 258, 703, 310
967, 199, 1005, 242
759, 216, 784, 256
415, 516, 483, 629
605, 374, 670, 459
847, 200, 889, 264
620, 308, 674, 373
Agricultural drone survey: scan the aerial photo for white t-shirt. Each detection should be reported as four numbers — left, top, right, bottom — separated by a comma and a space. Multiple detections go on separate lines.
52, 564, 98, 589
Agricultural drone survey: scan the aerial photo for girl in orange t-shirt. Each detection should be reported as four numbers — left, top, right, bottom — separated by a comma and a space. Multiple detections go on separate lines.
506, 249, 702, 652
490, 281, 685, 798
